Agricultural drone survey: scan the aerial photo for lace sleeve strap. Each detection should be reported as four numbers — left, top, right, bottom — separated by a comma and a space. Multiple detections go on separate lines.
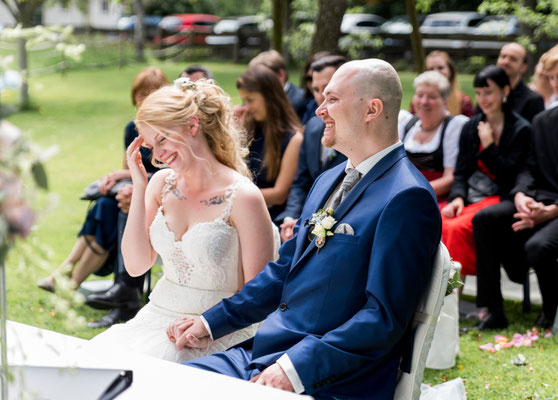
220, 177, 245, 223
161, 171, 177, 204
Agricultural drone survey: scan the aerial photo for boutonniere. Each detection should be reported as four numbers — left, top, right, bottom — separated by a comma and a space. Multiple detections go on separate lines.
306, 208, 337, 251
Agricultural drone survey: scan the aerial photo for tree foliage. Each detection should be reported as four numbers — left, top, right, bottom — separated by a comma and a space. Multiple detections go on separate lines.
478, 0, 558, 49
144, 0, 263, 17
1, 0, 45, 27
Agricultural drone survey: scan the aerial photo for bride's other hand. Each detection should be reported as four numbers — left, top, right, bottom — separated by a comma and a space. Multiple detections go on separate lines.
166, 317, 194, 343
175, 318, 211, 350
126, 137, 148, 187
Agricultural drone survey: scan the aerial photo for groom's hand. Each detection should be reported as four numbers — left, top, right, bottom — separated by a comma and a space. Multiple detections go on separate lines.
166, 317, 194, 343
250, 363, 294, 392
175, 318, 212, 350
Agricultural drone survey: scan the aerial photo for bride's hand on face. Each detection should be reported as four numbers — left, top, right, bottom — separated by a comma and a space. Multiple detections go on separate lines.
126, 137, 148, 187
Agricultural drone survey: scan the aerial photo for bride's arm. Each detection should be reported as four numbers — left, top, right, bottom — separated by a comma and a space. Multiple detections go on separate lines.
231, 182, 276, 283
121, 169, 165, 276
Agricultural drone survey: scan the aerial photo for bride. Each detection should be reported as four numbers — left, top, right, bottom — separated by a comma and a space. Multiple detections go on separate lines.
90, 78, 276, 363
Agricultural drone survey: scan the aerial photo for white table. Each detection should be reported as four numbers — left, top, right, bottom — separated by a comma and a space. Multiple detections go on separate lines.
5, 321, 312, 400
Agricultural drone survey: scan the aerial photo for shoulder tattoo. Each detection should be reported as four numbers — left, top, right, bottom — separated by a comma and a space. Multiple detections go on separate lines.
200, 194, 226, 207
172, 188, 187, 200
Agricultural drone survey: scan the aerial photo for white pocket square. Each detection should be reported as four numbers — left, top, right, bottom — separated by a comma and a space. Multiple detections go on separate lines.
334, 223, 354, 235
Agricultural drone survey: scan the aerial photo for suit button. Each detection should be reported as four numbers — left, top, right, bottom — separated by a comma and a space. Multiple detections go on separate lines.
280, 303, 287, 311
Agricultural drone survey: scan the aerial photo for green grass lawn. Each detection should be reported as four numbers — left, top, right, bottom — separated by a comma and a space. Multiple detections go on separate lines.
3, 59, 557, 399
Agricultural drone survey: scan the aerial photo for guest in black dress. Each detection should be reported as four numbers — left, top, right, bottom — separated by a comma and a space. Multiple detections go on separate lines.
441, 66, 531, 279
38, 67, 168, 298
236, 65, 303, 222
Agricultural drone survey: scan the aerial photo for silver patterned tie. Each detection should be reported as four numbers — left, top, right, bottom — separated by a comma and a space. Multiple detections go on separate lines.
328, 168, 362, 210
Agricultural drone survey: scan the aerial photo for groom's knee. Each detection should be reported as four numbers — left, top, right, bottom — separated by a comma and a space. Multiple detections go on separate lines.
183, 348, 254, 380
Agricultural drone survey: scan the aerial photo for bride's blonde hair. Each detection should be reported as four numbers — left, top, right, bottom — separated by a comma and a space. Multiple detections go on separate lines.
135, 79, 250, 177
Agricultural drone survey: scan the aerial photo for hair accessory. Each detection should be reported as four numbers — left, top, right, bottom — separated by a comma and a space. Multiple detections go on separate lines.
174, 77, 196, 91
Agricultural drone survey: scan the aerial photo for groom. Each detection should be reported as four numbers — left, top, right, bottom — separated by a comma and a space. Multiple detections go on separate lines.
168, 59, 442, 399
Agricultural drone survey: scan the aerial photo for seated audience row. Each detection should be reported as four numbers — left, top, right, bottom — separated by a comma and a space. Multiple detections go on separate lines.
473, 44, 558, 330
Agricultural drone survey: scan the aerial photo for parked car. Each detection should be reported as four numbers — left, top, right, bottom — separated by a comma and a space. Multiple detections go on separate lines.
339, 13, 385, 56
340, 13, 385, 35
469, 15, 519, 51
380, 14, 426, 53
117, 15, 162, 40
474, 15, 519, 36
155, 14, 220, 46
205, 16, 268, 48
420, 11, 485, 49
380, 15, 425, 35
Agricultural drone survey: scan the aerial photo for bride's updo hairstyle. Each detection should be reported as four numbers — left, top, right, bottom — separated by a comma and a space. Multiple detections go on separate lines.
135, 78, 250, 177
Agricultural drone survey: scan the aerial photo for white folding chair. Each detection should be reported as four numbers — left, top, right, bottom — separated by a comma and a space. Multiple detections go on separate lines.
394, 242, 452, 400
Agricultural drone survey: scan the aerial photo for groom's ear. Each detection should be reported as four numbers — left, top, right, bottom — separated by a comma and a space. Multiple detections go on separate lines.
364, 98, 383, 122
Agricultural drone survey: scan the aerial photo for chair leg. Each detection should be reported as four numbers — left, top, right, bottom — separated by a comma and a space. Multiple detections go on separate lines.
523, 269, 531, 313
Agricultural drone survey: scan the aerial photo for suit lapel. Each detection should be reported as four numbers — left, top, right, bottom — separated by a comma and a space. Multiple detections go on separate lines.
291, 165, 346, 266
289, 146, 407, 273
333, 146, 406, 223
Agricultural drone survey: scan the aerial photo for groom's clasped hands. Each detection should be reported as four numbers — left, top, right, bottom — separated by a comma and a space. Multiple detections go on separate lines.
166, 317, 211, 349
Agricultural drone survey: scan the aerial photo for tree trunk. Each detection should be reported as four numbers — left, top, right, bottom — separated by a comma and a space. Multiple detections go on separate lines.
520, 0, 537, 77
133, 0, 146, 62
406, 0, 425, 73
4, 0, 43, 109
17, 37, 30, 109
271, 0, 285, 53
311, 0, 348, 55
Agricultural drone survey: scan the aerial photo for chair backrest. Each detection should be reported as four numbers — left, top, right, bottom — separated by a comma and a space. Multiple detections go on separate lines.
393, 242, 452, 400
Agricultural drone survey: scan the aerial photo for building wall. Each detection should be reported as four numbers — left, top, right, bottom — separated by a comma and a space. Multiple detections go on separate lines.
0, 0, 122, 29
0, 3, 16, 26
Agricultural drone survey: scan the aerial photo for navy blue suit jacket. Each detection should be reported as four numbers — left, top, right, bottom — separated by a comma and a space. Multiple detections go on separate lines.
285, 82, 309, 122
276, 116, 346, 223
203, 146, 441, 399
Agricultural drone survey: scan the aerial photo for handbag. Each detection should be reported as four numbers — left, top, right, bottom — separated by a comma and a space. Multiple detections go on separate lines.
80, 178, 133, 200
466, 170, 499, 204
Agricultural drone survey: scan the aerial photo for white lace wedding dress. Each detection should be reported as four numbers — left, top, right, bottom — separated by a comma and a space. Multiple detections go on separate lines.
90, 172, 264, 363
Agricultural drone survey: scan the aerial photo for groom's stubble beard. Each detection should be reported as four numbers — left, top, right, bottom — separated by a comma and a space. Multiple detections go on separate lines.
321, 125, 336, 148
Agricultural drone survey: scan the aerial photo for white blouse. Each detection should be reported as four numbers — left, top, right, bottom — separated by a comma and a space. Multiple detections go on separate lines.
397, 109, 469, 169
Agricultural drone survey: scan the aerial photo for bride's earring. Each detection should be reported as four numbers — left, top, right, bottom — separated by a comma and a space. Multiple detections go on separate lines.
503, 96, 507, 104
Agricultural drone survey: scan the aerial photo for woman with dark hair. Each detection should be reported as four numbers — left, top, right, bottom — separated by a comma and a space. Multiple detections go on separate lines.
441, 65, 531, 278
236, 64, 303, 221
411, 51, 475, 117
